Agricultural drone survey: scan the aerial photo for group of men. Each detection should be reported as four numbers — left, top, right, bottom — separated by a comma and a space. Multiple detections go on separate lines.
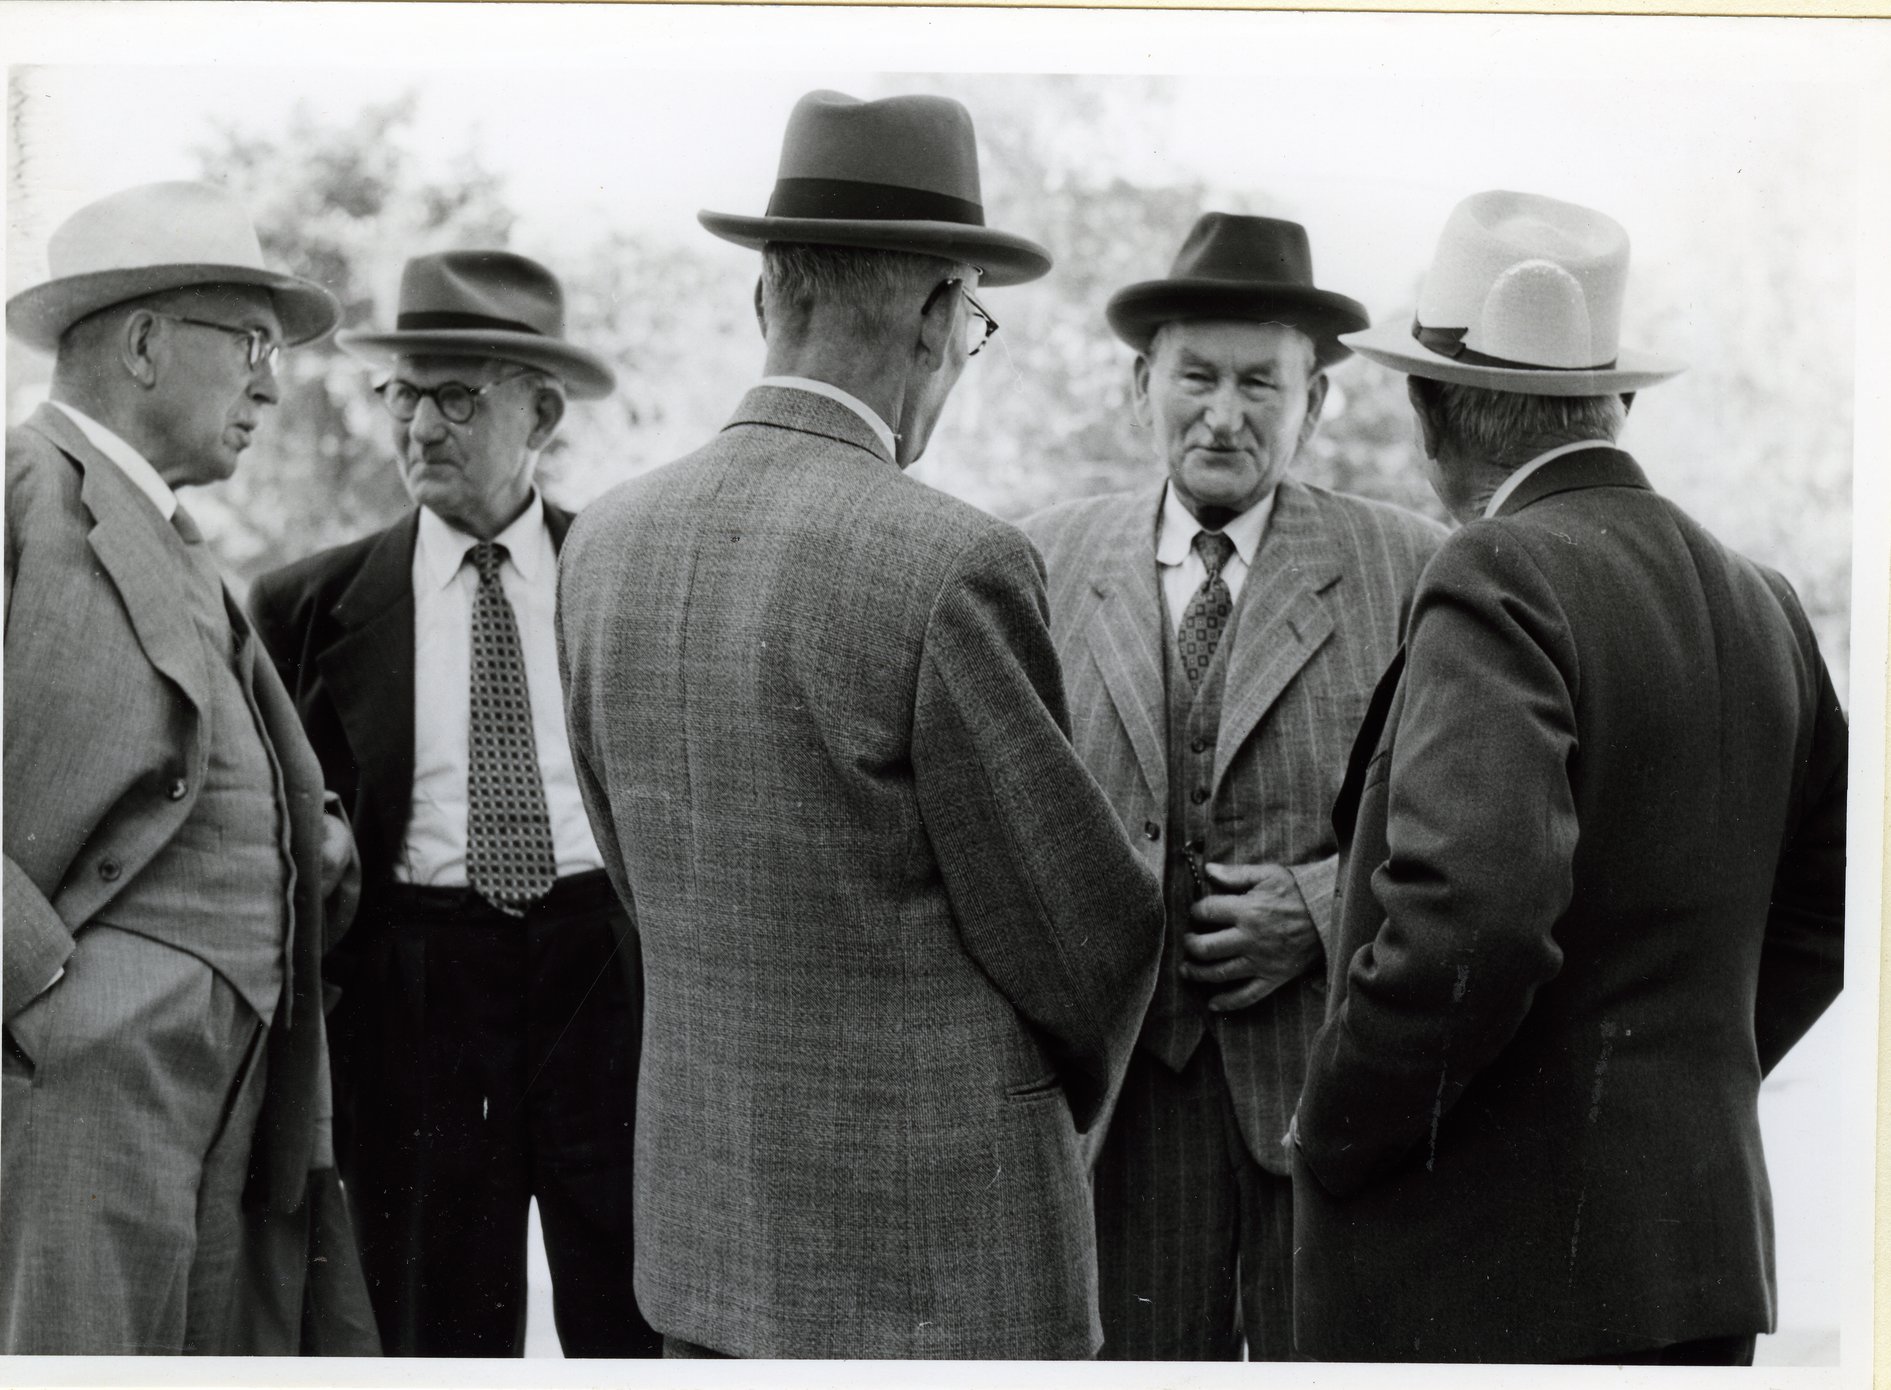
1, 87, 1847, 1365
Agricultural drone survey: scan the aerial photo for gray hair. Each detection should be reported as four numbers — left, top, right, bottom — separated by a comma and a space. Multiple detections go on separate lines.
760, 243, 961, 339
1409, 376, 1627, 470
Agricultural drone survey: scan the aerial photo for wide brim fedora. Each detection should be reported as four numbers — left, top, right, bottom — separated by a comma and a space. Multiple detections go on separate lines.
337, 328, 616, 401
697, 90, 1052, 289
1341, 317, 1684, 397
334, 249, 616, 400
6, 181, 340, 353
1104, 213, 1368, 368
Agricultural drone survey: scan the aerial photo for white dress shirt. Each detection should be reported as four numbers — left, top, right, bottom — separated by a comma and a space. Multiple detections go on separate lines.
1484, 439, 1617, 519
759, 375, 898, 459
397, 492, 603, 884
1155, 482, 1277, 636
47, 400, 178, 519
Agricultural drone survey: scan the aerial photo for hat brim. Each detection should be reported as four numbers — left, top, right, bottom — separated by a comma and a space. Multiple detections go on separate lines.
5, 264, 340, 354
697, 210, 1051, 288
1341, 317, 1684, 396
336, 329, 616, 400
1105, 281, 1370, 369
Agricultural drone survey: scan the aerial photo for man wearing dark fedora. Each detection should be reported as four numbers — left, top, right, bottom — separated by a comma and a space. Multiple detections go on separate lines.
3, 181, 372, 1353
1292, 190, 1847, 1363
557, 89, 1163, 1358
1022, 212, 1444, 1360
249, 250, 658, 1358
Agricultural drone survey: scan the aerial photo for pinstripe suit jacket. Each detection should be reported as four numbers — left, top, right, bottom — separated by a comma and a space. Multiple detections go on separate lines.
555, 386, 1164, 1358
1021, 479, 1442, 1174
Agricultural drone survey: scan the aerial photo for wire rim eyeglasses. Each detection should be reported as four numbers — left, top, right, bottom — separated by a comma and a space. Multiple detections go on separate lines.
922, 279, 1000, 358
150, 313, 281, 374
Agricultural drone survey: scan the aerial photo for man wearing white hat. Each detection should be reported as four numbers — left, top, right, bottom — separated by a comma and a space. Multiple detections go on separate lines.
557, 89, 1163, 1357
2, 181, 370, 1353
249, 251, 658, 1358
1291, 190, 1847, 1364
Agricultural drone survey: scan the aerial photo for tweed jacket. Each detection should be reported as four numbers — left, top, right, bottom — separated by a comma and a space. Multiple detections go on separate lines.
1293, 448, 1847, 1362
1021, 479, 1443, 1173
555, 385, 1164, 1358
3, 403, 340, 1217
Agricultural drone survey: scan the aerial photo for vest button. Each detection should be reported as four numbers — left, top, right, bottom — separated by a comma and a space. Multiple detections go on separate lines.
98, 857, 122, 882
1191, 738, 1208, 754
1142, 821, 1161, 842
1191, 787, 1209, 805
167, 778, 188, 801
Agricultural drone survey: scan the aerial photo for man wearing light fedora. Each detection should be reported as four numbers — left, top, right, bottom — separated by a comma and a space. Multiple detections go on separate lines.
557, 89, 1163, 1358
2, 181, 373, 1353
1020, 212, 1444, 1360
249, 251, 658, 1358
1292, 190, 1847, 1364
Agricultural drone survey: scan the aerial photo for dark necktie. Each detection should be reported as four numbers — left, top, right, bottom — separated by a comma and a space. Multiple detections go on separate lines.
1177, 530, 1237, 687
465, 540, 557, 915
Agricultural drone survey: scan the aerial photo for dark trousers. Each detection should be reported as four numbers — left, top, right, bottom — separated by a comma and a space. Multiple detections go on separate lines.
1092, 1038, 1295, 1361
331, 870, 658, 1357
1576, 1334, 1757, 1365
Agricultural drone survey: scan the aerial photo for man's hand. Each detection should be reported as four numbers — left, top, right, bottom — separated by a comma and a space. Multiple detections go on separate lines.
319, 811, 357, 901
1180, 862, 1321, 1012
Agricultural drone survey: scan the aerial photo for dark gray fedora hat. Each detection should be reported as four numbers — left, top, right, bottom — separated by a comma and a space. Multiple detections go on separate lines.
337, 250, 615, 400
698, 90, 1052, 288
1107, 213, 1369, 369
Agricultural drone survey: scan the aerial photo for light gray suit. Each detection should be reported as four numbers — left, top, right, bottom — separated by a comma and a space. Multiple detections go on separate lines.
556, 385, 1164, 1358
1022, 478, 1442, 1357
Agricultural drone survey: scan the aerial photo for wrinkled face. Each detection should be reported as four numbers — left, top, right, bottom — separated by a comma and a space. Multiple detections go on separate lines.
390, 355, 546, 537
1135, 320, 1326, 520
142, 285, 283, 488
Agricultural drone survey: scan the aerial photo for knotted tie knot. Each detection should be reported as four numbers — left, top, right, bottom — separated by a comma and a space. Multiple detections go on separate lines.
1192, 529, 1235, 582
469, 539, 508, 586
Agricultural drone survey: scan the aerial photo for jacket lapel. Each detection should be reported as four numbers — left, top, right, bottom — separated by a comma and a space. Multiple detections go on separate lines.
1078, 485, 1169, 806
1212, 480, 1341, 795
26, 407, 212, 717
317, 513, 419, 878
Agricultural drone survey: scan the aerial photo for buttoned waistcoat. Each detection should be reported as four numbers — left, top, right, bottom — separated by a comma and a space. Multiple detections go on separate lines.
1021, 479, 1443, 1173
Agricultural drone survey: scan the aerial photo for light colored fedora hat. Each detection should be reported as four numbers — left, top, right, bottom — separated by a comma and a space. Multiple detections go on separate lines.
336, 251, 615, 400
698, 89, 1052, 288
6, 181, 340, 353
1343, 190, 1682, 396
1107, 213, 1368, 369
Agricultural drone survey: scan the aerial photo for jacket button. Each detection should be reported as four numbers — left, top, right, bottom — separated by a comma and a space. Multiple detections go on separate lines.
1191, 737, 1208, 754
1191, 787, 1209, 805
1142, 821, 1161, 842
167, 778, 188, 801
98, 857, 121, 882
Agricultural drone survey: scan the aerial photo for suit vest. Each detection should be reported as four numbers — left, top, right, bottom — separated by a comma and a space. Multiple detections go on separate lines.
94, 518, 292, 1023
1141, 580, 1242, 1071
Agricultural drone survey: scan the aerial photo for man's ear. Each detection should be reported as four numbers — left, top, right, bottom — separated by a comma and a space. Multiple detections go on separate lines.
122, 309, 160, 388
527, 386, 567, 451
913, 279, 958, 377
1620, 391, 1636, 416
1130, 352, 1154, 426
1407, 378, 1443, 460
753, 276, 767, 339
1296, 370, 1330, 453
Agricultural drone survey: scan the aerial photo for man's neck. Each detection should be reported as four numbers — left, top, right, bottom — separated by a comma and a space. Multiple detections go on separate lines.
763, 337, 906, 444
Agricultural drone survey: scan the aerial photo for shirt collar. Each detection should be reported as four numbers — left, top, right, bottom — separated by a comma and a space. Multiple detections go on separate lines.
759, 375, 898, 460
1155, 481, 1276, 568
416, 490, 548, 592
46, 400, 178, 520
1484, 439, 1617, 519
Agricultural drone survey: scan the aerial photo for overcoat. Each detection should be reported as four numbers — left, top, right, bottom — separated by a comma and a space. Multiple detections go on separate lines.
555, 385, 1165, 1358
1293, 447, 1848, 1362
1022, 479, 1443, 1172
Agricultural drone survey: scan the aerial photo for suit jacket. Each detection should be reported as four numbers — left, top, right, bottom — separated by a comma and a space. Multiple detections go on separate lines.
1292, 448, 1847, 1362
1022, 480, 1443, 1172
555, 385, 1164, 1358
4, 403, 347, 1220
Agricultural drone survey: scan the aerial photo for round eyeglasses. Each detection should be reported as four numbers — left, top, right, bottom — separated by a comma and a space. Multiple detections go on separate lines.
377, 370, 532, 425
922, 279, 1000, 357
151, 313, 280, 374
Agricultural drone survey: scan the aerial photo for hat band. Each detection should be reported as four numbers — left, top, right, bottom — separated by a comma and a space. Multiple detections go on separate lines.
397, 309, 545, 336
765, 177, 985, 227
1413, 320, 1615, 372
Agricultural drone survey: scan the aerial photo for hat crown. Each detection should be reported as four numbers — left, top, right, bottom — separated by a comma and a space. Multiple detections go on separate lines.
395, 251, 567, 339
1168, 213, 1316, 289
765, 90, 986, 225
46, 181, 268, 280
1415, 190, 1630, 370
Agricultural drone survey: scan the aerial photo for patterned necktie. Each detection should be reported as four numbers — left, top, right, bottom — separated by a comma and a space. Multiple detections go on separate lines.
1178, 530, 1237, 687
465, 540, 557, 915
